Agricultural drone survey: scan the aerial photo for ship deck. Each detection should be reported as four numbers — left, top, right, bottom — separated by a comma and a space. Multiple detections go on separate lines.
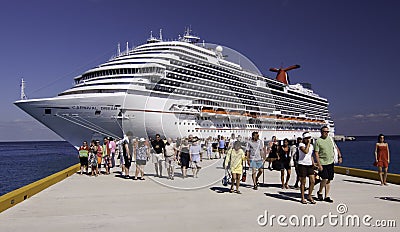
0, 159, 399, 231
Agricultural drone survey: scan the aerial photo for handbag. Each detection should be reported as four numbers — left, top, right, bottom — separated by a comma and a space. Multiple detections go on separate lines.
222, 176, 228, 186
241, 171, 246, 182
241, 161, 247, 182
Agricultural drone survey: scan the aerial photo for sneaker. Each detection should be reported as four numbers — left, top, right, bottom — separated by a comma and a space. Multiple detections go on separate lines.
324, 197, 334, 203
317, 192, 323, 201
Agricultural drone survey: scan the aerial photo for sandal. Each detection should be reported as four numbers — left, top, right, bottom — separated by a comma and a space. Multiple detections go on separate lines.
139, 177, 145, 180
229, 189, 234, 193
301, 199, 308, 204
133, 177, 138, 180
236, 190, 242, 194
308, 198, 316, 204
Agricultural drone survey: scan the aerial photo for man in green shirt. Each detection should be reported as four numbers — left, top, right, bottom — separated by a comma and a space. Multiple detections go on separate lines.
314, 126, 342, 203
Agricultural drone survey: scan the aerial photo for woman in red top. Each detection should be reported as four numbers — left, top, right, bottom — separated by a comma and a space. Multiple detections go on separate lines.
375, 134, 390, 186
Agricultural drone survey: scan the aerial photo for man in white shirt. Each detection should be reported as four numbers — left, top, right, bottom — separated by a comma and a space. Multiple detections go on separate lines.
246, 131, 266, 190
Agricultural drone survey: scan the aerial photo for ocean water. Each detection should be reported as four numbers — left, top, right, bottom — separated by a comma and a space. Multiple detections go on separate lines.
0, 141, 78, 196
335, 135, 399, 174
0, 136, 399, 196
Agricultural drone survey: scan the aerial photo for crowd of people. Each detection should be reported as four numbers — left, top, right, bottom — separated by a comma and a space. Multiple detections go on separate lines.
77, 126, 391, 204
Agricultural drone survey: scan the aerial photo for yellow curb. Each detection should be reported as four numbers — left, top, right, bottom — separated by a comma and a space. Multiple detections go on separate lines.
335, 166, 400, 185
0, 163, 80, 213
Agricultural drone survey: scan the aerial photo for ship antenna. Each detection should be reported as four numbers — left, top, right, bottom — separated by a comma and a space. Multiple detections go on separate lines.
126, 41, 129, 55
20, 78, 27, 100
159, 29, 163, 41
117, 43, 121, 56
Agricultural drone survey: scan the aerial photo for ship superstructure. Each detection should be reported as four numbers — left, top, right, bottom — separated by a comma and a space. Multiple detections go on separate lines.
15, 29, 334, 146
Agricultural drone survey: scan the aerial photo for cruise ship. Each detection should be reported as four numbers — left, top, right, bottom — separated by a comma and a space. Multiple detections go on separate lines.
15, 29, 335, 147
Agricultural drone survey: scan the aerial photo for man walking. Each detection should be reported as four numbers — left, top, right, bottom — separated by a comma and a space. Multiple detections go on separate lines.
246, 131, 266, 190
314, 126, 342, 203
151, 134, 166, 177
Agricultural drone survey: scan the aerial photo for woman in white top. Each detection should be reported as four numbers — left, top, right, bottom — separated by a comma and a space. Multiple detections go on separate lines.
298, 132, 316, 204
189, 138, 202, 178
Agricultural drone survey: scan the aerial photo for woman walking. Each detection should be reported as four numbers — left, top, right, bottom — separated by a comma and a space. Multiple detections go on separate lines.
277, 138, 292, 189
179, 139, 190, 178
224, 141, 246, 194
375, 134, 390, 186
190, 138, 202, 178
89, 140, 98, 176
134, 138, 149, 180
298, 132, 316, 204
267, 136, 279, 170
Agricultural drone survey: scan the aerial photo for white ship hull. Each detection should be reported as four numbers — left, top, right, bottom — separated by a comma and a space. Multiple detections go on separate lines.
15, 91, 327, 147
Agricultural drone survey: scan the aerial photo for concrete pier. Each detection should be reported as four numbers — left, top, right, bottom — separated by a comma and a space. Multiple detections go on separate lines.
0, 159, 399, 231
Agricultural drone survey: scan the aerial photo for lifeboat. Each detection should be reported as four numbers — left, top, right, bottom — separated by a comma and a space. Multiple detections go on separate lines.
200, 108, 216, 117
215, 108, 228, 118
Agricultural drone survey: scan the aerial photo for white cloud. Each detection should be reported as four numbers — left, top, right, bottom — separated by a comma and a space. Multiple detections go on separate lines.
366, 113, 389, 118
352, 113, 390, 120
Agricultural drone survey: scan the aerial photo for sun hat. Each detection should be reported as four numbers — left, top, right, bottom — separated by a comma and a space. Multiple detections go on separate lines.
302, 132, 312, 139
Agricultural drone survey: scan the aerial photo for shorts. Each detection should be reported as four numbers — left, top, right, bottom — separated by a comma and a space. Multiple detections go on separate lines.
152, 153, 164, 164
319, 163, 334, 180
124, 155, 132, 168
79, 156, 88, 166
165, 156, 175, 169
281, 160, 291, 170
191, 154, 200, 163
136, 159, 146, 166
250, 160, 264, 170
298, 164, 314, 177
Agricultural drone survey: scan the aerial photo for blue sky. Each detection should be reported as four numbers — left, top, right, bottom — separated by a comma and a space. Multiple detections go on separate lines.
0, 0, 399, 141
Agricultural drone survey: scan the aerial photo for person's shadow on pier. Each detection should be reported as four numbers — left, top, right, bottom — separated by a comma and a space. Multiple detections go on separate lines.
264, 191, 302, 203
210, 187, 231, 193
342, 179, 380, 186
375, 196, 400, 203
